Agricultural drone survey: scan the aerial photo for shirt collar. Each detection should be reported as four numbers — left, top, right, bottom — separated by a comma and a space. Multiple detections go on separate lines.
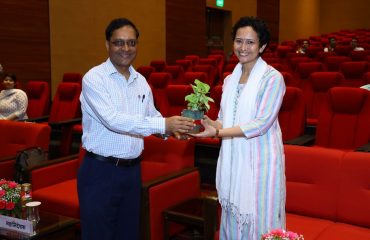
105, 58, 138, 83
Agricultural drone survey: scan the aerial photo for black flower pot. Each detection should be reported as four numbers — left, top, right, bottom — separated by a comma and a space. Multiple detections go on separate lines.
181, 109, 204, 133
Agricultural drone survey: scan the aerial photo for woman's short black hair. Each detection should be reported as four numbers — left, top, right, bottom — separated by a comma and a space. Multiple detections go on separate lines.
231, 16, 270, 48
105, 18, 140, 41
3, 73, 17, 82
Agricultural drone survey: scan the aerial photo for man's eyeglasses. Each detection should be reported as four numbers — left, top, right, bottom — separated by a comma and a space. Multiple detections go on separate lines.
111, 39, 137, 48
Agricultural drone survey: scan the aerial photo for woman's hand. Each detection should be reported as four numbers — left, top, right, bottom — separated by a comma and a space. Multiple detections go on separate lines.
189, 118, 218, 138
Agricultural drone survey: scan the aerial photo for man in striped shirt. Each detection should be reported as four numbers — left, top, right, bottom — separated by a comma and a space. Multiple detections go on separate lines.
77, 18, 194, 240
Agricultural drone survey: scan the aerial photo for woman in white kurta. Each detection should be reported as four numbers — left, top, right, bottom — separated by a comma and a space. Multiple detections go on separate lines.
0, 73, 28, 120
192, 17, 286, 239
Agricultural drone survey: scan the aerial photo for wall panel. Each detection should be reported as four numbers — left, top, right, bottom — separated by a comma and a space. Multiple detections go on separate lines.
0, 0, 50, 87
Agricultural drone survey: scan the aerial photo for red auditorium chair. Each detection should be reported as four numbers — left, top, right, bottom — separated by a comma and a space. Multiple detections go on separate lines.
339, 61, 369, 87
223, 62, 237, 73
334, 45, 353, 56
0, 120, 51, 180
150, 60, 167, 72
208, 54, 225, 79
147, 72, 171, 113
290, 57, 312, 71
137, 65, 156, 80
278, 87, 305, 142
263, 57, 282, 64
191, 65, 217, 87
175, 59, 193, 72
262, 52, 277, 58
162, 65, 185, 85
281, 71, 299, 87
38, 82, 82, 158
315, 87, 370, 150
305, 72, 344, 126
161, 85, 192, 117
315, 51, 336, 63
305, 46, 324, 58
325, 56, 351, 71
29, 136, 200, 240
276, 45, 295, 58
270, 63, 285, 72
25, 81, 50, 119
363, 72, 370, 85
62, 72, 82, 85
185, 55, 200, 66
349, 50, 370, 61
206, 85, 222, 122
183, 72, 208, 86
295, 62, 324, 89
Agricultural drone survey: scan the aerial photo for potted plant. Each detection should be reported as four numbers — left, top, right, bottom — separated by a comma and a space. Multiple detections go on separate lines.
182, 79, 214, 133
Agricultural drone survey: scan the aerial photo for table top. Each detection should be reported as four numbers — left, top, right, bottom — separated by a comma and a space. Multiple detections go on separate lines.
0, 211, 79, 240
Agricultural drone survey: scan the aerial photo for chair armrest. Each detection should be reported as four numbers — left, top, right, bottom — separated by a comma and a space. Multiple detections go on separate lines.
25, 115, 50, 123
141, 168, 201, 240
48, 118, 82, 128
356, 141, 370, 152
29, 153, 79, 190
284, 134, 315, 146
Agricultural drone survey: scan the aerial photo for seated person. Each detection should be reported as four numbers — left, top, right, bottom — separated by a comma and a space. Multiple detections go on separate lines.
324, 37, 336, 52
0, 73, 28, 120
351, 37, 364, 51
296, 40, 309, 54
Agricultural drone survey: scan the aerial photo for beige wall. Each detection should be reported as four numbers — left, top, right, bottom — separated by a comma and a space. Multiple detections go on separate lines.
279, 0, 370, 43
280, 0, 320, 42
320, 0, 370, 33
49, 0, 165, 94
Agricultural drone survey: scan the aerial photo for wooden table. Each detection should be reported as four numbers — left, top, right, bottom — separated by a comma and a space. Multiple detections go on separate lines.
0, 211, 79, 240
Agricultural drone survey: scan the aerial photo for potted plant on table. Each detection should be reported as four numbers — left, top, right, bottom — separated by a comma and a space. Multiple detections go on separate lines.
182, 79, 214, 133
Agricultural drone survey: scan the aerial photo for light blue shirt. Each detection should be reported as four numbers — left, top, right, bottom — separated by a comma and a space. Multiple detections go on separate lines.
80, 58, 165, 158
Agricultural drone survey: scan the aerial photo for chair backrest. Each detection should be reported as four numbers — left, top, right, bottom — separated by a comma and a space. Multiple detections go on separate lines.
147, 72, 171, 113
325, 56, 351, 71
185, 55, 200, 66
285, 144, 343, 220
278, 87, 305, 141
276, 45, 294, 58
0, 120, 51, 158
349, 50, 370, 61
150, 60, 167, 72
163, 85, 192, 117
137, 66, 156, 80
163, 65, 185, 85
315, 51, 336, 63
290, 57, 312, 71
337, 151, 370, 228
281, 72, 298, 87
25, 81, 50, 118
296, 62, 324, 80
49, 82, 81, 122
334, 45, 353, 56
62, 72, 82, 85
340, 61, 369, 87
141, 135, 195, 182
207, 85, 222, 120
315, 87, 370, 150
175, 59, 193, 72
191, 65, 217, 87
306, 46, 324, 58
305, 72, 344, 125
183, 72, 208, 86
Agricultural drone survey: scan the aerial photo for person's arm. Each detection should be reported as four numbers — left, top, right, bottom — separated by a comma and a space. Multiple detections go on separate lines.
192, 71, 285, 139
82, 73, 193, 136
7, 91, 28, 120
239, 71, 285, 139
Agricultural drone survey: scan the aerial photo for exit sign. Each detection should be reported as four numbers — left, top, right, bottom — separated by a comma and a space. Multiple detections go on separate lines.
216, 0, 224, 7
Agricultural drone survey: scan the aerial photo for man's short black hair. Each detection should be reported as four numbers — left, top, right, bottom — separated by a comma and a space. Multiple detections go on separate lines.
105, 18, 139, 41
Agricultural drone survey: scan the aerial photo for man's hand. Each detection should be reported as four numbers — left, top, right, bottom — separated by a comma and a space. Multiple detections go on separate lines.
165, 116, 194, 135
